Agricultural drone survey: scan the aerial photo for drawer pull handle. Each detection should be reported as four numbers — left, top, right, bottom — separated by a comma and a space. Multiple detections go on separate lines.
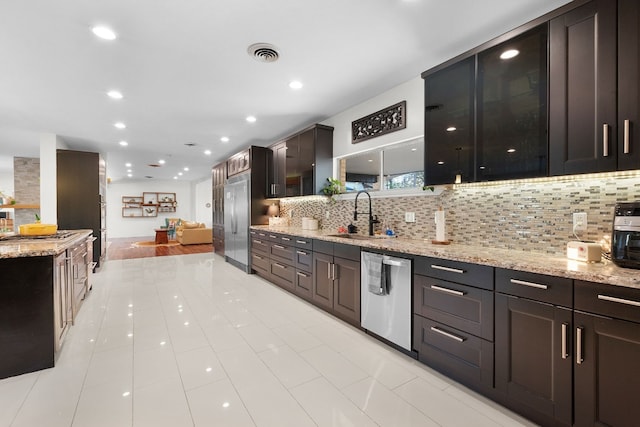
296, 240, 308, 244
431, 265, 465, 274
273, 263, 286, 269
597, 294, 640, 307
258, 233, 265, 237
576, 326, 584, 365
296, 272, 309, 278
281, 237, 291, 241
252, 240, 263, 244
296, 250, 308, 255
430, 326, 465, 343
272, 244, 285, 250
510, 278, 548, 290
253, 254, 264, 260
561, 323, 569, 359
624, 119, 631, 154
430, 285, 465, 296
269, 235, 277, 239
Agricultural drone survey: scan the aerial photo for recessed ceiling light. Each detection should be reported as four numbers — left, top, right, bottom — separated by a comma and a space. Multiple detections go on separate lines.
446, 126, 456, 132
178, 172, 183, 176
114, 122, 126, 129
289, 80, 303, 89
173, 176, 178, 180
368, 159, 373, 162
125, 163, 132, 167
500, 49, 520, 60
220, 136, 229, 143
204, 150, 212, 155
183, 167, 189, 171
158, 159, 166, 165
127, 174, 132, 178
411, 148, 417, 152
246, 115, 257, 123
127, 169, 131, 173
119, 140, 128, 146
107, 90, 123, 99
92, 26, 117, 40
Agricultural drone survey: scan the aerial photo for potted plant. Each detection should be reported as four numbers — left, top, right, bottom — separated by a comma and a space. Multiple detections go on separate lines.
322, 178, 343, 203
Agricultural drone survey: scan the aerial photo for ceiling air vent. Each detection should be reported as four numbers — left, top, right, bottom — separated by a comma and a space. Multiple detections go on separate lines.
247, 43, 279, 63
148, 164, 161, 168
184, 142, 197, 147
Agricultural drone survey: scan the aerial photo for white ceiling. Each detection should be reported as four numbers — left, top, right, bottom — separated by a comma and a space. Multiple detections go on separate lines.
0, 0, 571, 183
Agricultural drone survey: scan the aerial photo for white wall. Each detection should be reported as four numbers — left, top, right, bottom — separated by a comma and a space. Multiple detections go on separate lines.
322, 76, 424, 159
106, 179, 194, 238
194, 177, 212, 227
39, 134, 68, 224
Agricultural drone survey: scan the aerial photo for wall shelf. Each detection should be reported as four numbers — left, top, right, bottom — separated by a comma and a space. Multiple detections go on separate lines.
121, 193, 176, 217
0, 204, 40, 209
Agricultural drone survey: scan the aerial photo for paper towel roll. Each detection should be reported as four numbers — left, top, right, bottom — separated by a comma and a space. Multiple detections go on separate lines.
435, 209, 446, 242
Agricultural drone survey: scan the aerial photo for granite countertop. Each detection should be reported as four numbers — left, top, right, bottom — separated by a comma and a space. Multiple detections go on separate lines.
251, 225, 640, 290
0, 230, 93, 259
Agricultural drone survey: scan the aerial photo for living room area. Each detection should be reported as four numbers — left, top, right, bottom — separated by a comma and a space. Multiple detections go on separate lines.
106, 177, 214, 260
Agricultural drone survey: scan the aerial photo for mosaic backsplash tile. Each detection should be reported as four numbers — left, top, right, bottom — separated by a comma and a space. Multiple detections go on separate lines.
279, 173, 640, 255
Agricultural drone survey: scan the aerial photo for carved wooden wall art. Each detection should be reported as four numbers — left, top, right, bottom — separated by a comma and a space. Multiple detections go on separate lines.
352, 101, 406, 143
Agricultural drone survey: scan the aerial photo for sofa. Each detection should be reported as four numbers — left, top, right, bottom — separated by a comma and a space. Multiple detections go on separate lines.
175, 220, 213, 245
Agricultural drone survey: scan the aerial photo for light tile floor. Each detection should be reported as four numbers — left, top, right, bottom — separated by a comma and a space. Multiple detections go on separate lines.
0, 253, 539, 427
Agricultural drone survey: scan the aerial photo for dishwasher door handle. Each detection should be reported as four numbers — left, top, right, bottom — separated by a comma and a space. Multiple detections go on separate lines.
383, 259, 406, 267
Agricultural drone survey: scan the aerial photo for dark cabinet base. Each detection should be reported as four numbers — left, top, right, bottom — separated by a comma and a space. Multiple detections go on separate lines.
0, 257, 55, 380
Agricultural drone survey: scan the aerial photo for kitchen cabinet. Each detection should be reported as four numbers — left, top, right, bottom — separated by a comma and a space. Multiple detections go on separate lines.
293, 237, 314, 301
268, 124, 333, 198
573, 280, 640, 427
549, 0, 617, 175
424, 57, 475, 185
212, 162, 226, 255
477, 24, 548, 181
617, 0, 640, 170
312, 240, 361, 326
494, 269, 573, 427
413, 256, 494, 391
57, 149, 106, 269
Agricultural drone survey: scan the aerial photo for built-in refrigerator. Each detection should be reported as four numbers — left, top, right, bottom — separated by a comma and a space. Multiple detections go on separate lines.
223, 146, 269, 272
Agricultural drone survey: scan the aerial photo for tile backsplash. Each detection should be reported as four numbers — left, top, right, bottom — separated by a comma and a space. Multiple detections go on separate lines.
279, 172, 640, 255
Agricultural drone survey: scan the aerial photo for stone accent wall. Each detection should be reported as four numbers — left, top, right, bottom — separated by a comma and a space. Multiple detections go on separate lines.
279, 172, 640, 255
13, 157, 40, 227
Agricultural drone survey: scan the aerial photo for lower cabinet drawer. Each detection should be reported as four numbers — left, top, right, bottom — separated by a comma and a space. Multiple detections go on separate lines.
251, 252, 269, 275
294, 269, 313, 301
295, 248, 313, 271
413, 315, 493, 390
414, 275, 494, 341
270, 260, 295, 291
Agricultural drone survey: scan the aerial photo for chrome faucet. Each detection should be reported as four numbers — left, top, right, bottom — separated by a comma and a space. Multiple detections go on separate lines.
354, 190, 379, 236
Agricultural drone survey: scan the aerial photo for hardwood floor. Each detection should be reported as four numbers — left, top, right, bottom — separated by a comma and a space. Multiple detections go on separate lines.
106, 237, 214, 260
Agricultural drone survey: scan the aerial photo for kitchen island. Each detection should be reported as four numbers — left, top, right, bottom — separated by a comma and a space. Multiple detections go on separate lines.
0, 230, 93, 379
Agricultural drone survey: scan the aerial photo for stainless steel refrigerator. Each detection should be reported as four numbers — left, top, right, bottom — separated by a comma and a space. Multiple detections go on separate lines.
222, 146, 270, 273
224, 173, 250, 272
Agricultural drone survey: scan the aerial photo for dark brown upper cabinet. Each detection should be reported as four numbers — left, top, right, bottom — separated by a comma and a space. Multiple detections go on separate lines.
424, 57, 475, 185
477, 24, 548, 181
618, 0, 640, 171
549, 0, 617, 175
268, 124, 333, 198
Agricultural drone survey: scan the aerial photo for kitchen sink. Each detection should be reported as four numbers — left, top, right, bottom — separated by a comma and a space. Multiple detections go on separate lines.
326, 233, 389, 240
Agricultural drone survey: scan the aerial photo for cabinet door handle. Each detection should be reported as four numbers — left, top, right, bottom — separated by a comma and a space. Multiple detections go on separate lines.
296, 271, 309, 278
603, 123, 610, 157
281, 237, 291, 241
576, 326, 584, 365
430, 326, 465, 343
273, 263, 286, 269
269, 235, 277, 239
272, 244, 285, 250
624, 119, 631, 154
331, 263, 337, 280
296, 250, 308, 255
561, 323, 569, 359
327, 263, 331, 280
597, 294, 640, 307
430, 264, 465, 274
510, 278, 548, 290
296, 240, 308, 245
430, 285, 465, 296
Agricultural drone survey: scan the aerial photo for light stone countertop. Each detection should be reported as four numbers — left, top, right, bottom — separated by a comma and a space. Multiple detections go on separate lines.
0, 230, 93, 259
251, 225, 640, 290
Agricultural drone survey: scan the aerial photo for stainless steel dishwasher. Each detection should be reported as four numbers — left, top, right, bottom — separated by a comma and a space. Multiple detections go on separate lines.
361, 251, 412, 351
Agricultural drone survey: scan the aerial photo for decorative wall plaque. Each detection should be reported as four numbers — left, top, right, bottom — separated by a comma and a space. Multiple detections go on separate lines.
352, 101, 406, 144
